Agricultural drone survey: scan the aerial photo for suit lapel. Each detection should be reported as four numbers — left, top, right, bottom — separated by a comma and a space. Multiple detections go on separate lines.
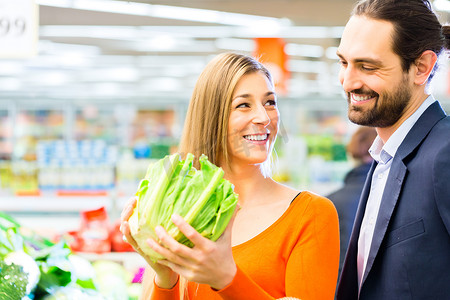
338, 160, 376, 298
361, 158, 406, 284
360, 101, 447, 287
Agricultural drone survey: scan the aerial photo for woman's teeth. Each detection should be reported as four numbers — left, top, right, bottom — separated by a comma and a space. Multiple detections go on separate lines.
244, 134, 268, 141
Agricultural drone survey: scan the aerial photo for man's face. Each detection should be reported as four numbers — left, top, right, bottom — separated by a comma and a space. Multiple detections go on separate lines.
336, 15, 414, 128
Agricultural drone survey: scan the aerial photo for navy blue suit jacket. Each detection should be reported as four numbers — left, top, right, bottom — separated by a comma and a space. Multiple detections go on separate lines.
327, 162, 372, 276
336, 101, 450, 300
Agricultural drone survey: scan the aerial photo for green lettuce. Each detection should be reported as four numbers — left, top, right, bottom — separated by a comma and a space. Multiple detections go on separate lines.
129, 153, 238, 261
0, 260, 28, 300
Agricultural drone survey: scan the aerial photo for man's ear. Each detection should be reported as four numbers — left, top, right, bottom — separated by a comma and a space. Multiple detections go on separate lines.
413, 50, 438, 85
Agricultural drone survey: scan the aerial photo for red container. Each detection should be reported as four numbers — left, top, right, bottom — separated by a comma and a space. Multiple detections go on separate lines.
110, 220, 134, 252
78, 206, 111, 253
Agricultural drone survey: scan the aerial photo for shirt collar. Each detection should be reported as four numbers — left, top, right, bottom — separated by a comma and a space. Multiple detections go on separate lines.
369, 95, 436, 164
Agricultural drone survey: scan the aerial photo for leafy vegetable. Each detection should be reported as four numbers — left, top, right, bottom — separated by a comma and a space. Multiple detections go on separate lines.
4, 251, 40, 295
1, 226, 41, 295
0, 260, 28, 300
0, 213, 99, 299
33, 241, 73, 298
42, 286, 108, 300
129, 153, 238, 261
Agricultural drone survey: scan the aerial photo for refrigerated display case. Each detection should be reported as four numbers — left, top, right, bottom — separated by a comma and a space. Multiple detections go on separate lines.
0, 108, 12, 160
0, 108, 13, 193
13, 108, 66, 161
0, 101, 183, 222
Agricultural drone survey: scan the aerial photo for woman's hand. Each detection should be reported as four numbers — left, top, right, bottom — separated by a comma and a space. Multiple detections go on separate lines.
147, 209, 238, 290
120, 197, 179, 289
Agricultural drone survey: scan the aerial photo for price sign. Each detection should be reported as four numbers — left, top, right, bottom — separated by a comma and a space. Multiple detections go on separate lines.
0, 0, 38, 58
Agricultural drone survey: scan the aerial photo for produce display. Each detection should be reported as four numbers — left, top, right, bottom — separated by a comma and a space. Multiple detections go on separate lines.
0, 212, 137, 300
0, 259, 28, 300
1, 153, 238, 298
129, 153, 238, 261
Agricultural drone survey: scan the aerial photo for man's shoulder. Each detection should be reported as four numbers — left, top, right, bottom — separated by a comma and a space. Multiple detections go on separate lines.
408, 113, 450, 165
413, 102, 449, 145
434, 112, 450, 128
425, 113, 450, 144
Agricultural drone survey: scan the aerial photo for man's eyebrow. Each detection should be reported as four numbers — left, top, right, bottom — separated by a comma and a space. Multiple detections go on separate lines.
336, 51, 383, 66
354, 58, 384, 66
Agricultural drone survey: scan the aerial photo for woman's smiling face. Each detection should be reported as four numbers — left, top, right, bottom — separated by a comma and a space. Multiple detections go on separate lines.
227, 71, 279, 166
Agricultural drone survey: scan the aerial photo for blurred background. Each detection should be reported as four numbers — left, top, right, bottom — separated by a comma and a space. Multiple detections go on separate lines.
0, 1, 449, 298
2, 0, 450, 241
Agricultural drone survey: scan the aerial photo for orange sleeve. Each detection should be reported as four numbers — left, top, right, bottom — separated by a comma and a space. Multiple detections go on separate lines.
215, 266, 275, 300
286, 196, 340, 299
150, 277, 180, 300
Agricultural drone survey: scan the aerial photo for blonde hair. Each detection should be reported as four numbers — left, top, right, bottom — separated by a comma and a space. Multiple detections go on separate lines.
141, 53, 275, 299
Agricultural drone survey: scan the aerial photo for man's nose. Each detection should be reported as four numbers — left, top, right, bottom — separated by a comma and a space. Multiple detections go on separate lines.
340, 66, 363, 92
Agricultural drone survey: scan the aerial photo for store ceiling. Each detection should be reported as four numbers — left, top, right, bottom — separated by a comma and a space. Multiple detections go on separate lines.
1, 0, 449, 105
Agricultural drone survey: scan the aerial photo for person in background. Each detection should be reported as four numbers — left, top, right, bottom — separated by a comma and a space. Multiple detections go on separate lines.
327, 126, 376, 278
335, 0, 450, 299
121, 53, 339, 300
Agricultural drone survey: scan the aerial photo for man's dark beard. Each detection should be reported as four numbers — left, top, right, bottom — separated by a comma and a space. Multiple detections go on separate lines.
347, 75, 411, 128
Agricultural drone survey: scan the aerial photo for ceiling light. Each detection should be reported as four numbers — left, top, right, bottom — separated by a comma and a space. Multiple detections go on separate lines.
39, 25, 345, 41
0, 78, 22, 91
433, 0, 450, 12
285, 44, 324, 58
288, 60, 327, 74
215, 38, 254, 52
36, 0, 289, 28
0, 63, 24, 75
32, 72, 71, 86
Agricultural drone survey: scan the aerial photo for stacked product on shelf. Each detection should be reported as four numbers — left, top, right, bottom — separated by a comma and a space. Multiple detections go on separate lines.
36, 140, 118, 193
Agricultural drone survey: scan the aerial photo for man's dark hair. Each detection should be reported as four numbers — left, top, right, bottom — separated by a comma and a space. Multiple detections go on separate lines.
352, 0, 450, 80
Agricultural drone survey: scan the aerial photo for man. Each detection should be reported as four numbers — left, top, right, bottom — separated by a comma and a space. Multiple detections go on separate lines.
335, 0, 450, 299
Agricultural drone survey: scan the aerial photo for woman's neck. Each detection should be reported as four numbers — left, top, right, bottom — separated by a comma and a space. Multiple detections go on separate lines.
222, 163, 276, 206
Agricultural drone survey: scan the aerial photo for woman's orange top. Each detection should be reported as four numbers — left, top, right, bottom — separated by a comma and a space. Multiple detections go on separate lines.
150, 191, 340, 300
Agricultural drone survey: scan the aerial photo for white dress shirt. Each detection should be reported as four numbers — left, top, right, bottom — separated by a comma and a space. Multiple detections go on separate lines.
357, 95, 436, 290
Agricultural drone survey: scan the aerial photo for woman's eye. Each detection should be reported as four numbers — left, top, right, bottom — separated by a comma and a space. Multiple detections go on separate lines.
236, 103, 249, 108
265, 100, 277, 106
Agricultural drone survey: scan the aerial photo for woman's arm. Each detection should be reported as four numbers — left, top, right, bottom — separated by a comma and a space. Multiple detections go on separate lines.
142, 268, 181, 300
285, 197, 340, 299
120, 198, 179, 293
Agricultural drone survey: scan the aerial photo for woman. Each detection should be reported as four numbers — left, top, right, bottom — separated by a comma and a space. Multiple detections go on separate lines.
121, 53, 339, 299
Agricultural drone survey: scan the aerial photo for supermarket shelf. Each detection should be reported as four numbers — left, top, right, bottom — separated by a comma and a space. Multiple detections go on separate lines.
0, 195, 111, 213
13, 214, 81, 235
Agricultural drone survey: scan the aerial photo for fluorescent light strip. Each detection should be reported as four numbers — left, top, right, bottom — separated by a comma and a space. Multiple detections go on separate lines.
39, 25, 344, 39
434, 0, 450, 12
36, 0, 289, 27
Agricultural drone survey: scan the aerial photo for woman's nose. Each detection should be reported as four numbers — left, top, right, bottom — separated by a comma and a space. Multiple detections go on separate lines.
252, 105, 271, 127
